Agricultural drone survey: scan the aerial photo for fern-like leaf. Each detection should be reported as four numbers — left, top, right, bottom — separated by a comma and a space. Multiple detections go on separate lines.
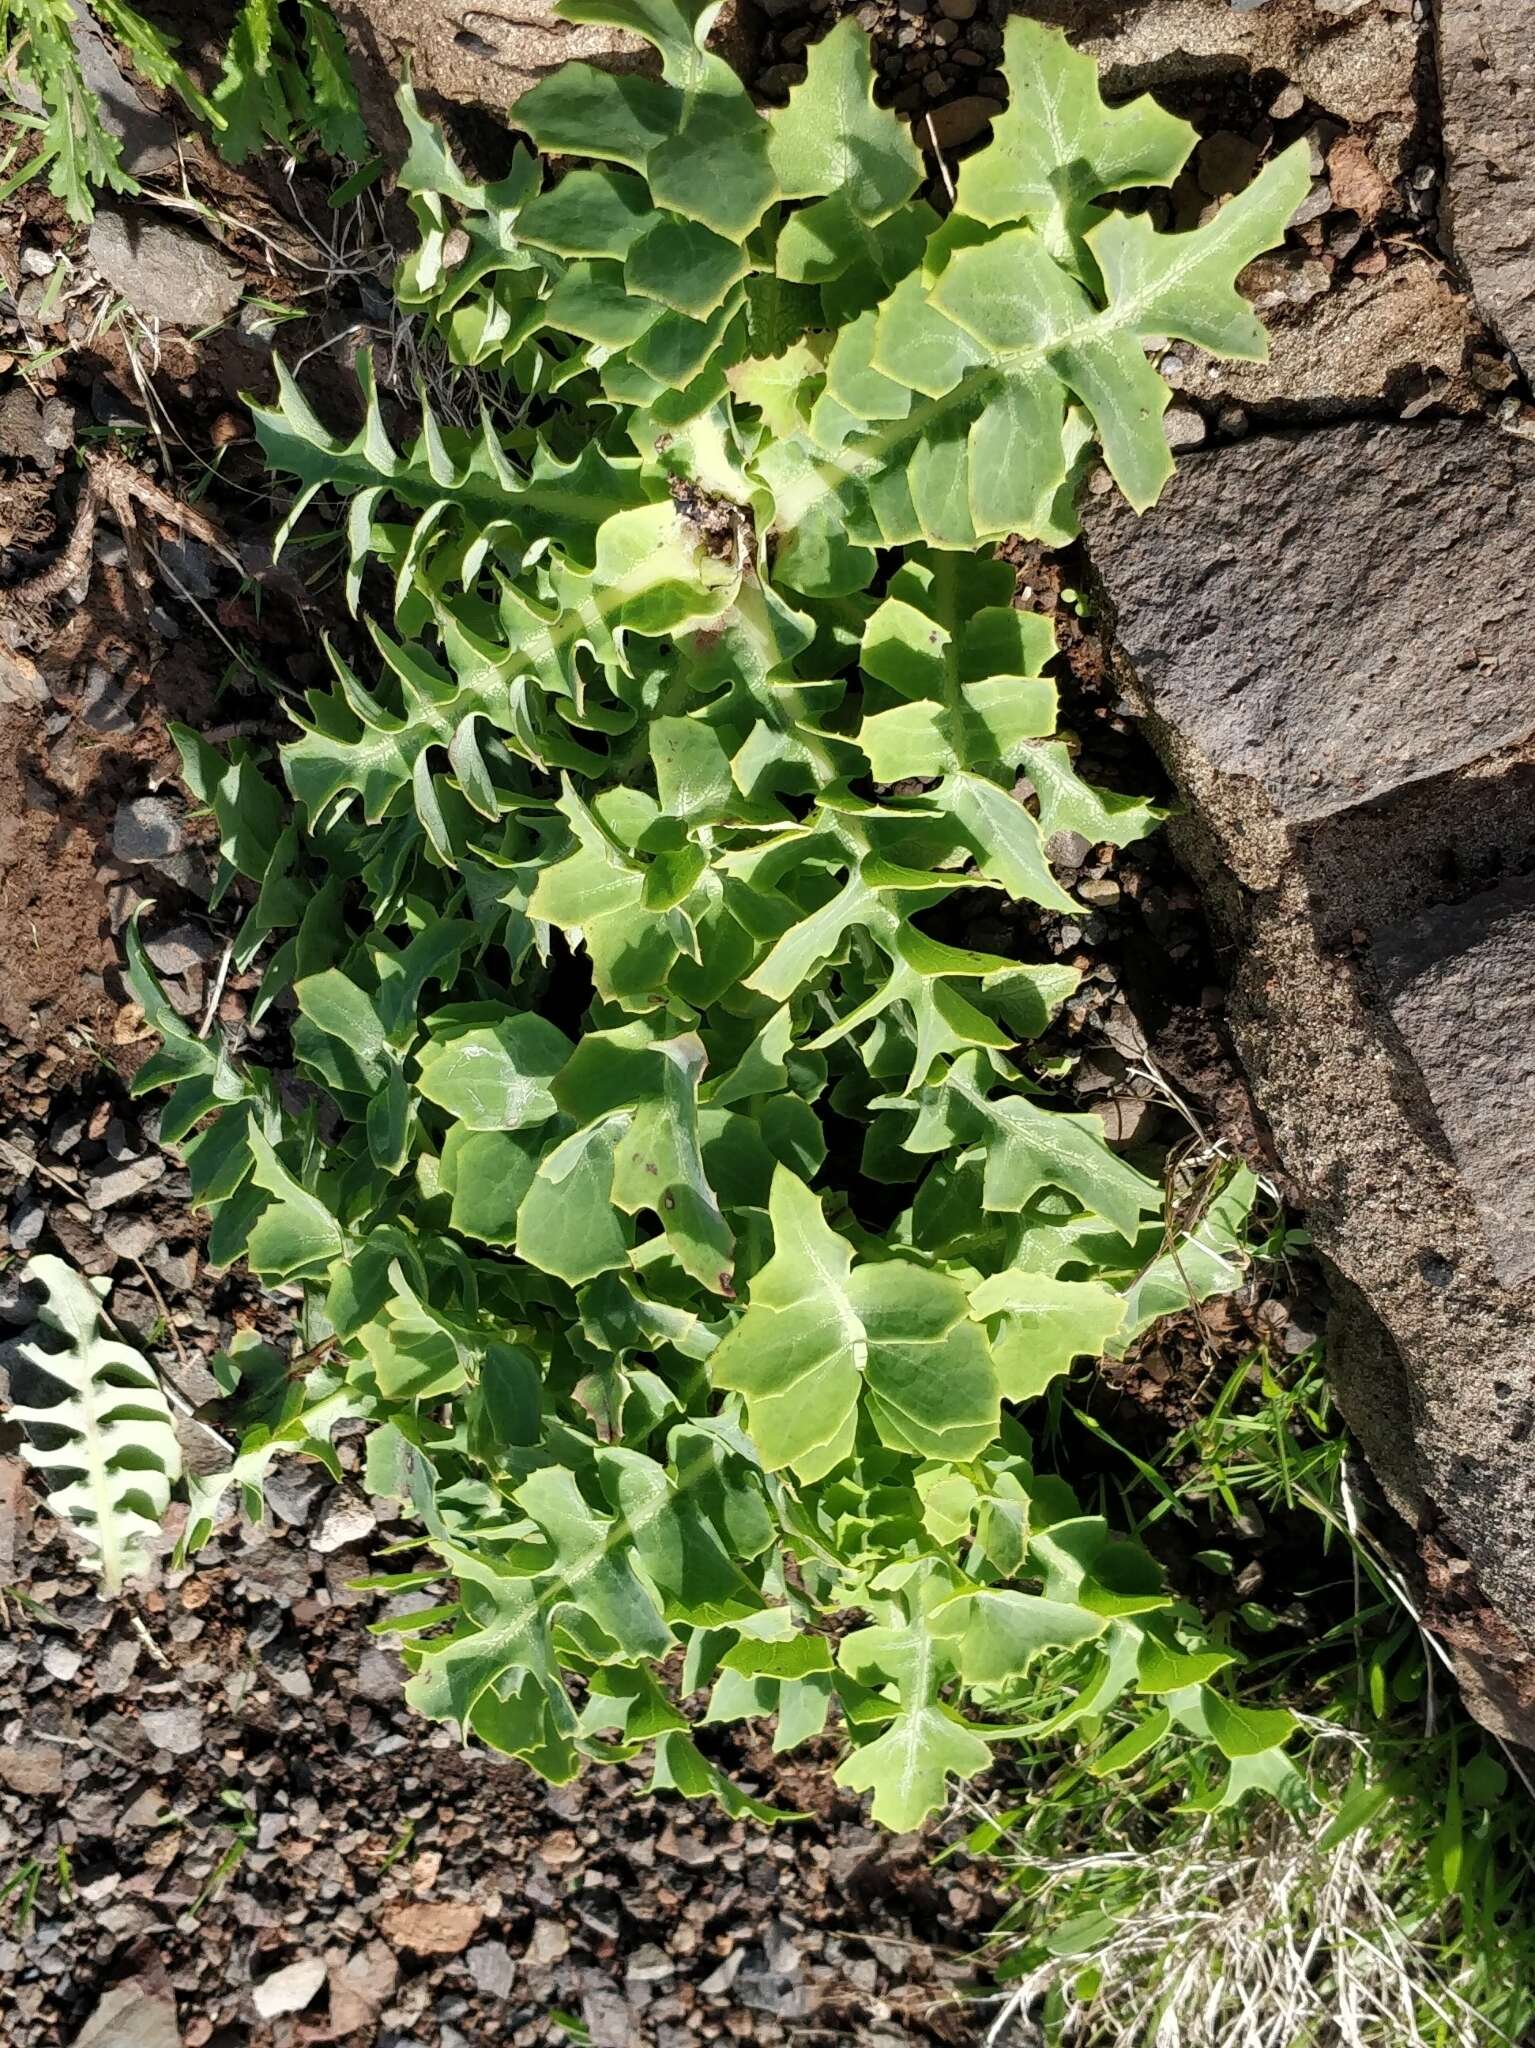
7, 1256, 183, 1594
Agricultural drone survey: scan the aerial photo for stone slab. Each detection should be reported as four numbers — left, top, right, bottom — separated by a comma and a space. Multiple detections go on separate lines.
1374, 876, 1535, 1290
1091, 415, 1535, 1737
1087, 419, 1535, 824
1439, 0, 1535, 375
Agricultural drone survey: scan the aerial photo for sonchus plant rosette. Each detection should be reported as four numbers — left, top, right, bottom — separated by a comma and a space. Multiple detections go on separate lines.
122, 1, 1310, 1828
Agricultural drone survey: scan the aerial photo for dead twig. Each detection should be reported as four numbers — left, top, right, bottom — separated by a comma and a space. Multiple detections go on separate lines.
0, 451, 240, 619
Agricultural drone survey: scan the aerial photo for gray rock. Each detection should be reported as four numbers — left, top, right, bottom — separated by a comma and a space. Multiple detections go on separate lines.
43, 1640, 83, 1683
148, 1244, 198, 1294
581, 1989, 640, 2048
311, 1492, 376, 1554
80, 665, 136, 735
1047, 829, 1093, 869
87, 210, 243, 332
355, 1644, 405, 1702
525, 1917, 570, 1966
113, 795, 184, 864
466, 1940, 516, 1997
143, 923, 220, 976
102, 1213, 161, 1262
698, 1950, 743, 1997
1374, 877, 1535, 1289
762, 1920, 802, 1976
1087, 419, 1535, 824
624, 1944, 674, 1985
252, 1954, 326, 2019
77, 51, 174, 176
1091, 426, 1535, 1746
0, 390, 51, 466
140, 1704, 203, 1755
7, 1193, 45, 1252
1440, 1, 1535, 374
18, 6, 178, 180
85, 1154, 164, 1210
72, 1976, 180, 2048
736, 1957, 810, 2020
263, 1461, 327, 1528
272, 1655, 314, 1700
41, 396, 75, 454
157, 538, 215, 600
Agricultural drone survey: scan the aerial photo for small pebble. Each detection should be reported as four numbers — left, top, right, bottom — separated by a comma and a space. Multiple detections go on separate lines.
252, 1956, 326, 2020
1163, 404, 1207, 451
111, 796, 183, 865
467, 1941, 516, 1998
140, 1705, 203, 1756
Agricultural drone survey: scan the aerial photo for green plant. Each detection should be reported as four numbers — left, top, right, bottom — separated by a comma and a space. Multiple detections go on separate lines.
970, 1356, 1535, 2046
0, 0, 218, 217
0, 0, 365, 222
116, 5, 1313, 1828
210, 0, 367, 165
6, 1254, 183, 1595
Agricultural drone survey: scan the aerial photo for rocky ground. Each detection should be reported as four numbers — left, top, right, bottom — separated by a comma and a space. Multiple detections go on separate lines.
0, 1455, 998, 2048
2, 0, 1533, 2041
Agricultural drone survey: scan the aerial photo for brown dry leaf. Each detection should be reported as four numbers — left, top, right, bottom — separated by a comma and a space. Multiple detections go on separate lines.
378, 1899, 484, 1955
112, 1000, 153, 1046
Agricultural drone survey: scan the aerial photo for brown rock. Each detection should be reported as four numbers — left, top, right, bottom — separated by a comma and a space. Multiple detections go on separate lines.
327, 1941, 399, 2035
0, 1455, 30, 1576
0, 1743, 64, 1796
1093, 1095, 1160, 1151
1439, 0, 1535, 373
378, 1898, 484, 1955
1326, 133, 1393, 223
1192, 262, 1481, 422
918, 95, 997, 154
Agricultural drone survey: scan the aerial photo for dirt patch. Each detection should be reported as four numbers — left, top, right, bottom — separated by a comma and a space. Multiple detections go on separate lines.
0, 1482, 999, 2048
0, 705, 118, 1050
